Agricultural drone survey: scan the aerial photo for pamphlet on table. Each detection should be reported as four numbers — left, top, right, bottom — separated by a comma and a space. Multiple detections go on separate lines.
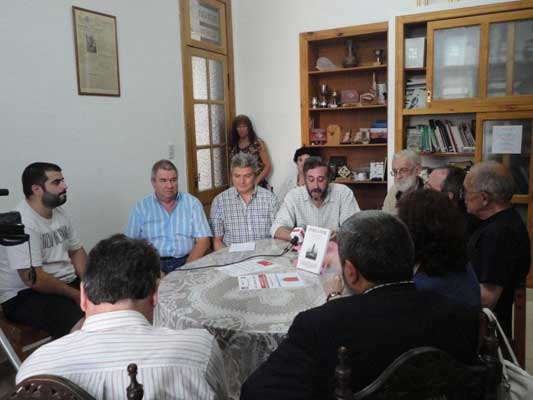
238, 272, 305, 290
296, 225, 331, 274
229, 241, 256, 252
221, 259, 276, 277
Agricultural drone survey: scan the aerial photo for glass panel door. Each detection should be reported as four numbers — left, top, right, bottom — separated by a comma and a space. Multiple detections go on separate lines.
488, 17, 533, 97
479, 113, 533, 197
187, 48, 229, 204
432, 25, 480, 100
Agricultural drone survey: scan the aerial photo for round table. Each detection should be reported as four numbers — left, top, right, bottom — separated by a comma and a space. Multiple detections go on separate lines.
155, 239, 327, 399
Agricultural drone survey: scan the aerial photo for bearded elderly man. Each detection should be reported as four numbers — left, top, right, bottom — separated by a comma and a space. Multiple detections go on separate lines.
271, 157, 360, 241
382, 149, 423, 215
210, 153, 280, 250
0, 162, 86, 338
126, 159, 211, 274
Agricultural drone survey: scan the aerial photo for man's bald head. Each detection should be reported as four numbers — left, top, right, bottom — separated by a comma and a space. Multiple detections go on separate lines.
467, 161, 514, 204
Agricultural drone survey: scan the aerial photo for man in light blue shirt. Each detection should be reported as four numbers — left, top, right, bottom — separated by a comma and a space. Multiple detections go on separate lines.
126, 160, 211, 273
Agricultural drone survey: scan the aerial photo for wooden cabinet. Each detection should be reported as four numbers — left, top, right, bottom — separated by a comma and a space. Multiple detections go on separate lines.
300, 22, 388, 210
394, 0, 533, 284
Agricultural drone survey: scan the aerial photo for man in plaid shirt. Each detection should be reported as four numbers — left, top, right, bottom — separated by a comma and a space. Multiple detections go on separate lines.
210, 153, 280, 250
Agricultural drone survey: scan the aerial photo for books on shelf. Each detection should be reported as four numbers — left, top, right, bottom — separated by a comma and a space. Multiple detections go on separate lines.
405, 75, 426, 109
406, 119, 475, 154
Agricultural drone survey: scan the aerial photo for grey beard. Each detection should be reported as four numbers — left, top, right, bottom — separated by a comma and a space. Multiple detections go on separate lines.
396, 174, 417, 192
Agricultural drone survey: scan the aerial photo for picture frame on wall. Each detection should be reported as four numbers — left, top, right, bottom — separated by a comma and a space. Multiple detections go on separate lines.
72, 7, 120, 96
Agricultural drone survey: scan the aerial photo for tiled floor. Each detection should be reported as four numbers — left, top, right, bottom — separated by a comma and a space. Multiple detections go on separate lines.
2, 290, 533, 396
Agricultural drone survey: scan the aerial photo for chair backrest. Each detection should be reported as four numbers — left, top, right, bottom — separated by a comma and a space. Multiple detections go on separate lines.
4, 375, 95, 400
335, 316, 502, 400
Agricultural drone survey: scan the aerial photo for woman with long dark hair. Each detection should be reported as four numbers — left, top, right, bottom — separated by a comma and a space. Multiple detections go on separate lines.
229, 115, 272, 188
398, 189, 480, 308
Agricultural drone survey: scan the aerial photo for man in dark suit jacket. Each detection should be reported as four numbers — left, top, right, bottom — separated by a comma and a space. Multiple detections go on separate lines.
241, 211, 479, 400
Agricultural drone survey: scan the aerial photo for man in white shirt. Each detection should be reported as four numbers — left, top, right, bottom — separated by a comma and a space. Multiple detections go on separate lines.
17, 234, 228, 400
271, 157, 360, 241
0, 162, 86, 338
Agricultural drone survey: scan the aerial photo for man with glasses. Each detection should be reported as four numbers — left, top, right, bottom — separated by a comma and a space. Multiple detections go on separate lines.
464, 161, 530, 337
382, 149, 423, 215
425, 165, 480, 236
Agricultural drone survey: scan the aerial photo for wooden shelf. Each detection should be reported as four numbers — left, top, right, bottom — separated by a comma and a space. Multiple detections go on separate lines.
310, 143, 386, 148
309, 64, 387, 75
301, 21, 388, 211
310, 104, 387, 112
420, 152, 475, 157
334, 179, 387, 185
405, 67, 426, 72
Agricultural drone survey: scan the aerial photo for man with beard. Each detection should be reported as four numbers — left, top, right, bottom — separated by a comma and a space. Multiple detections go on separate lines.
271, 157, 359, 241
0, 162, 86, 338
382, 149, 423, 215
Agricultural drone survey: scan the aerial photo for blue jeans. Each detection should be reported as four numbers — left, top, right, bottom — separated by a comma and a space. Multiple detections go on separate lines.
160, 255, 188, 274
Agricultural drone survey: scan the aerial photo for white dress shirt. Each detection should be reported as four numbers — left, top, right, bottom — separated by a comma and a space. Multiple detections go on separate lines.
17, 310, 228, 400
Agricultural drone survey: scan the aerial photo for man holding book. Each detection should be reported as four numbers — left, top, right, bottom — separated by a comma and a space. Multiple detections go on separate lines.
271, 157, 359, 241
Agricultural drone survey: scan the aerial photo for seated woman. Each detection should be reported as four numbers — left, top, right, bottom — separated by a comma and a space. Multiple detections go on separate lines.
277, 146, 320, 201
398, 189, 480, 309
229, 115, 272, 189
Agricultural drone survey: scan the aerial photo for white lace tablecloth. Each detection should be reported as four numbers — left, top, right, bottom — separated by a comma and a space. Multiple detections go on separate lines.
155, 239, 327, 399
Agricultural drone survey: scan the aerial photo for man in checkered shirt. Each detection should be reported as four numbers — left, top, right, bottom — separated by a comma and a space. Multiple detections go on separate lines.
210, 153, 280, 250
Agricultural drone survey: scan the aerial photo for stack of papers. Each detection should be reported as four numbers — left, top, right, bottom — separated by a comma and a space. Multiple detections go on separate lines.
238, 272, 305, 291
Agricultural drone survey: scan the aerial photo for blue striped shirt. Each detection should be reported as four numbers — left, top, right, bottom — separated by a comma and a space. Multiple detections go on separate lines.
125, 193, 212, 258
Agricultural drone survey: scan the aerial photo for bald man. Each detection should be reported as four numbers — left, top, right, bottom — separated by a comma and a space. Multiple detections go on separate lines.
465, 161, 530, 336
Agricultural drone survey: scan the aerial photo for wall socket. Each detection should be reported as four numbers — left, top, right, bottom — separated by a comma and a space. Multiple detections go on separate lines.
168, 142, 175, 159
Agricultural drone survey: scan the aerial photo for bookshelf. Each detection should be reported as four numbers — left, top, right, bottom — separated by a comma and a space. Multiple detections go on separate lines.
394, 0, 533, 285
300, 22, 389, 210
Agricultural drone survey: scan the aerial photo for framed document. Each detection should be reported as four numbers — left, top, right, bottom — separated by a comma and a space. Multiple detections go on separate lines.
72, 7, 120, 96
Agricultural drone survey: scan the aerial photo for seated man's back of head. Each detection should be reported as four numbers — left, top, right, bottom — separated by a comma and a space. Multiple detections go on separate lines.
17, 234, 227, 400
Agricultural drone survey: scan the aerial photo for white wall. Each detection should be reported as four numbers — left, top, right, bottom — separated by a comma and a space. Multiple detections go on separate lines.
230, 0, 514, 193
1, 0, 187, 249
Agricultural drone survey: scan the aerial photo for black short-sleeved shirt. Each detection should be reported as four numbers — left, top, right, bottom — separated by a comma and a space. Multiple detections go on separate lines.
468, 207, 530, 336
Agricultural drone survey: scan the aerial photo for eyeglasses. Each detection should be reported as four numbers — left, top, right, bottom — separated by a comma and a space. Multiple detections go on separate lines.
390, 167, 414, 177
459, 187, 485, 200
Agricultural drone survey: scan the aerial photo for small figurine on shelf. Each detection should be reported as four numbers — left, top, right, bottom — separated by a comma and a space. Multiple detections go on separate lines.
311, 97, 319, 109
329, 91, 339, 108
319, 84, 329, 108
340, 128, 352, 144
373, 49, 385, 65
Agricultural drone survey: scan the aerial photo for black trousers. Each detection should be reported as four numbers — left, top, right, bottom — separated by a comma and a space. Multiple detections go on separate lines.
2, 279, 83, 339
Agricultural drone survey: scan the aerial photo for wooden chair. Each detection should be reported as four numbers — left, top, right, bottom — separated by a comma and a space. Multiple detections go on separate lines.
2, 375, 95, 400
335, 317, 502, 400
3, 363, 144, 400
0, 306, 50, 369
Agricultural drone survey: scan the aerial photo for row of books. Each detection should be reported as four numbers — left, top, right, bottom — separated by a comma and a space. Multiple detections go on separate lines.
404, 76, 426, 109
406, 119, 476, 153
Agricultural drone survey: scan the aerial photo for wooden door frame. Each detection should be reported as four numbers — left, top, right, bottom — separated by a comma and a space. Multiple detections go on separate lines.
180, 0, 235, 206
